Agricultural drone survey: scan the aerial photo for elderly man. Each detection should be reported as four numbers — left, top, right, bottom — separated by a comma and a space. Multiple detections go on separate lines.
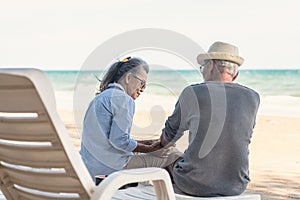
159, 41, 260, 197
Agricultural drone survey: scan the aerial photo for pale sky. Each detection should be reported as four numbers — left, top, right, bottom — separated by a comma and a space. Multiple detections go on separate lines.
1, 0, 300, 70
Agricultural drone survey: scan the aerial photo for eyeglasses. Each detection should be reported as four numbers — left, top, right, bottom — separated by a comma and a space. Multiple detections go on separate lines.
199, 65, 205, 73
131, 74, 146, 89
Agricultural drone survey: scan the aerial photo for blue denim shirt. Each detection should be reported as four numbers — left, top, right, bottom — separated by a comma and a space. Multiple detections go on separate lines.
80, 83, 137, 179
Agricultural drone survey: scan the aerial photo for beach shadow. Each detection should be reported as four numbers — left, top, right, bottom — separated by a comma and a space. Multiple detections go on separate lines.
247, 170, 300, 200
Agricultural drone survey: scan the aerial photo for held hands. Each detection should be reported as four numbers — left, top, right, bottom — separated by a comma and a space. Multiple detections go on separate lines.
148, 138, 176, 158
137, 136, 175, 150
134, 140, 161, 153
136, 139, 160, 146
147, 140, 163, 153
134, 138, 175, 158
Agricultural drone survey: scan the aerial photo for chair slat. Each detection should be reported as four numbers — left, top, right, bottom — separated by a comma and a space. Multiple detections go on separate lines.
0, 74, 33, 88
0, 131, 55, 142
11, 187, 81, 200
0, 88, 45, 112
1, 165, 84, 193
0, 144, 68, 168
0, 121, 55, 142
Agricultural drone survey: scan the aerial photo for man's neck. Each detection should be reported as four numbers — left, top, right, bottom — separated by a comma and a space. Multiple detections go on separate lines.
205, 73, 233, 83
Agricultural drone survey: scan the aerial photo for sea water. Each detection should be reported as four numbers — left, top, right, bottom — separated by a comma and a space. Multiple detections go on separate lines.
45, 69, 300, 117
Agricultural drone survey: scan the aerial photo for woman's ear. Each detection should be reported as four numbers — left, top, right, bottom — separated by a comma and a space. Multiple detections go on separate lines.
124, 72, 131, 84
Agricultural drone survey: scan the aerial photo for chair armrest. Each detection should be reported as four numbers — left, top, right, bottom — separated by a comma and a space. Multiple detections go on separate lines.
91, 167, 175, 200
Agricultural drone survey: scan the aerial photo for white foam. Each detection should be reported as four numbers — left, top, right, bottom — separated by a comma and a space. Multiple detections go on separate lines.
258, 95, 300, 117
54, 90, 300, 118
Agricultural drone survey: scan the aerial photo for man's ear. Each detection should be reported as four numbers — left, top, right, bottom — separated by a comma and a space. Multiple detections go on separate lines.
207, 60, 214, 72
232, 71, 239, 81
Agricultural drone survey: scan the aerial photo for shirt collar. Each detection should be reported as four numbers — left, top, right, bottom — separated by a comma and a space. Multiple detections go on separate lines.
107, 83, 125, 91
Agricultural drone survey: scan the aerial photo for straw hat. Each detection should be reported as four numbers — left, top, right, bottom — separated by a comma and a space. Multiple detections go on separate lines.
197, 41, 244, 66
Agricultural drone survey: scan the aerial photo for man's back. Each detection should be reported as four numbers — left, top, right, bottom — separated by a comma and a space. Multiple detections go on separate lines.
172, 82, 260, 196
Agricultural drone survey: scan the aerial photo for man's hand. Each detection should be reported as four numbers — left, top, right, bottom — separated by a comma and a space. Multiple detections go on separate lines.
159, 134, 176, 148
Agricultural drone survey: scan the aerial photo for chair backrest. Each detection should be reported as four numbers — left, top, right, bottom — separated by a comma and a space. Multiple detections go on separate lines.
0, 68, 95, 200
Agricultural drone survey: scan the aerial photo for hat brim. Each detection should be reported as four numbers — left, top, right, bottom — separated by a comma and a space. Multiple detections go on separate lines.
197, 52, 244, 66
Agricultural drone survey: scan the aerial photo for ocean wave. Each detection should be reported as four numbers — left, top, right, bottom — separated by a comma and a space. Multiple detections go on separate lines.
46, 70, 300, 117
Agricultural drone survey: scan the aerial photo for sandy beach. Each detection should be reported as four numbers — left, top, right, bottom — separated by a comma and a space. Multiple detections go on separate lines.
247, 115, 300, 199
58, 107, 300, 200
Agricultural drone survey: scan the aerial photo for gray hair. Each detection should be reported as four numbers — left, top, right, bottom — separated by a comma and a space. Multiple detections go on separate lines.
97, 57, 149, 94
213, 60, 238, 77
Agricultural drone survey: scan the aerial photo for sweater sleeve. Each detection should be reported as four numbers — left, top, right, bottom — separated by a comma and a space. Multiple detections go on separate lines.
162, 86, 193, 143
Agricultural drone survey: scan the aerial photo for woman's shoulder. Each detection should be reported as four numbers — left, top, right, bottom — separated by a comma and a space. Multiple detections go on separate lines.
97, 88, 134, 104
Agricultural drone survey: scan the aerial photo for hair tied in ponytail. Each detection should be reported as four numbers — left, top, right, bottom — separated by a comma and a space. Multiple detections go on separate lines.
121, 56, 131, 63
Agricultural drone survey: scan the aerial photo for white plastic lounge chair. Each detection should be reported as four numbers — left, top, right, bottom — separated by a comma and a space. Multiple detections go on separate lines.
0, 68, 260, 200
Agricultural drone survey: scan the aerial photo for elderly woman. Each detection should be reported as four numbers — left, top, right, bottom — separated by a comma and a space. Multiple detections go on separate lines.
80, 57, 181, 180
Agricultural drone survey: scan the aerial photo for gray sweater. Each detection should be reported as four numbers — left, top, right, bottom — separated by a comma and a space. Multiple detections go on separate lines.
162, 82, 260, 197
